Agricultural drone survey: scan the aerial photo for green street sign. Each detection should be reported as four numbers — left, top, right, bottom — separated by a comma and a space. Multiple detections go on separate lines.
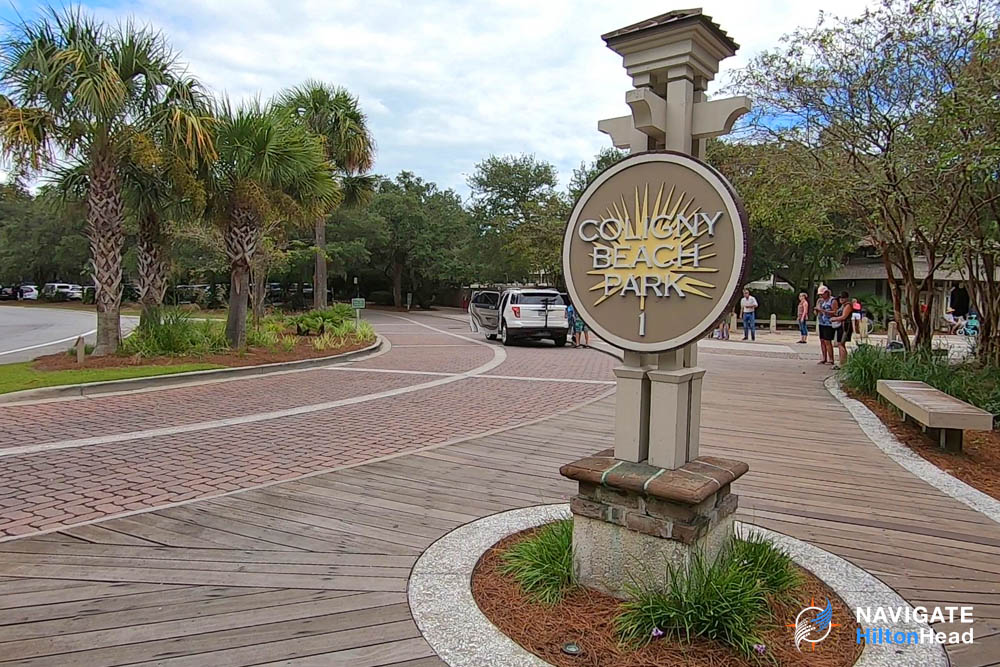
352, 298, 366, 310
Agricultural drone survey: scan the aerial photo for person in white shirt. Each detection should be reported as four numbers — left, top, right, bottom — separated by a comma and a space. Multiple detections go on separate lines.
740, 288, 758, 341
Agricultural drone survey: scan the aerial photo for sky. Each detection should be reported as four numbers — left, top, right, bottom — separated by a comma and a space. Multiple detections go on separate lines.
0, 0, 873, 197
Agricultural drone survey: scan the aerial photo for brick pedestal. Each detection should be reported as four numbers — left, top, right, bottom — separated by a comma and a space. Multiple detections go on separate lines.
560, 449, 748, 598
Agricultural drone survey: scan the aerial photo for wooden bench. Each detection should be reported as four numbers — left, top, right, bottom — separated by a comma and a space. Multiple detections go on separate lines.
876, 380, 994, 452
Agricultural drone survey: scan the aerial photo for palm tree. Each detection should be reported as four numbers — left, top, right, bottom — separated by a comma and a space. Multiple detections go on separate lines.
206, 100, 337, 348
278, 82, 374, 308
0, 9, 213, 354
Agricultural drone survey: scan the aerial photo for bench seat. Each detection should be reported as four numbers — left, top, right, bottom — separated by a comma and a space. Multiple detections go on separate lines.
876, 379, 994, 451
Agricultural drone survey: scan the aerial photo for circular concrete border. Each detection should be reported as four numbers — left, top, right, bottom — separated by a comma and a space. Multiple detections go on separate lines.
826, 375, 1000, 525
408, 504, 947, 667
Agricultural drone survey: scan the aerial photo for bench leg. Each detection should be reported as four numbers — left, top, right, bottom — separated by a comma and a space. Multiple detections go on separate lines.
940, 429, 963, 453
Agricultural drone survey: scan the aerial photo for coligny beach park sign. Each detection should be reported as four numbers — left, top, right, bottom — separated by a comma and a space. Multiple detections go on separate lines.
563, 151, 751, 353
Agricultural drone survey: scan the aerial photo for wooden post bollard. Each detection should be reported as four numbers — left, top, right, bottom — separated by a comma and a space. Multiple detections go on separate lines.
860, 316, 870, 342
729, 312, 737, 336
75, 336, 86, 364
769, 313, 777, 334
888, 321, 899, 344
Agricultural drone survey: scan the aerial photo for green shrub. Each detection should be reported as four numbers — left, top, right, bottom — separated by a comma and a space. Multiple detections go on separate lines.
291, 304, 355, 335
65, 342, 95, 357
730, 532, 802, 604
279, 335, 297, 352
616, 535, 800, 660
121, 309, 228, 357
369, 289, 394, 306
354, 320, 376, 344
752, 287, 797, 320
499, 519, 575, 604
246, 326, 278, 349
840, 345, 1000, 420
312, 332, 341, 351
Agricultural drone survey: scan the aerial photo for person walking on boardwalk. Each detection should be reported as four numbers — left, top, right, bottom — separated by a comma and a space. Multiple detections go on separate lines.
740, 288, 758, 341
797, 292, 810, 344
814, 285, 836, 365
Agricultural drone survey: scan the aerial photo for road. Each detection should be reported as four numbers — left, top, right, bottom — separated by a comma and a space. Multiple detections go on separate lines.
0, 305, 139, 362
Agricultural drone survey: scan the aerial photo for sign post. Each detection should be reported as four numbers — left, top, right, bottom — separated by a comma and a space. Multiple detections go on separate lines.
352, 297, 365, 331
559, 10, 754, 598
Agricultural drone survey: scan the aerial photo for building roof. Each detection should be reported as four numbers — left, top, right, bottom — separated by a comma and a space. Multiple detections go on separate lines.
601, 9, 739, 51
827, 257, 995, 282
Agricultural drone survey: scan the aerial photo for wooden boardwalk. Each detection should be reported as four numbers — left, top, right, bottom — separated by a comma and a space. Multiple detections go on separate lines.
0, 353, 998, 665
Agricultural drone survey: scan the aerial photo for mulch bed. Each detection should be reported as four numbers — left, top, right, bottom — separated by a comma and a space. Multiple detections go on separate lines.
32, 338, 371, 372
472, 528, 863, 667
849, 390, 1000, 501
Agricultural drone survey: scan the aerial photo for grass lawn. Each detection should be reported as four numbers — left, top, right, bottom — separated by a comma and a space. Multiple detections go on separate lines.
0, 361, 223, 395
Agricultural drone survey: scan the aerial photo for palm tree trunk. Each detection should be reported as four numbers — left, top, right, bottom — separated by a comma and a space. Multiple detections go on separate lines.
225, 207, 259, 348
87, 148, 125, 356
137, 211, 169, 329
250, 251, 269, 329
313, 217, 327, 309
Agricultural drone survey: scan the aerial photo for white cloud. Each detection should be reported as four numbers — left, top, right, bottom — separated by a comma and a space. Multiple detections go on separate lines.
85, 0, 872, 194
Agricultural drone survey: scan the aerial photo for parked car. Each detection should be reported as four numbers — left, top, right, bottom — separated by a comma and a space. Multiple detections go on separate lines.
42, 283, 82, 301
18, 285, 38, 300
469, 288, 569, 346
0, 286, 17, 301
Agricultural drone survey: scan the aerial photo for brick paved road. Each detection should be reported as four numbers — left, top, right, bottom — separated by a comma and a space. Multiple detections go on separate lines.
0, 311, 615, 538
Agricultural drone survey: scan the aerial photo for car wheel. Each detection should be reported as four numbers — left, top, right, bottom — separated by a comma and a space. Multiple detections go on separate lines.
554, 334, 567, 347
501, 322, 512, 346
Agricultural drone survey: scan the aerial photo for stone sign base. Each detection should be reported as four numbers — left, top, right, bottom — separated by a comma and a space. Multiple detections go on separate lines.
560, 449, 748, 599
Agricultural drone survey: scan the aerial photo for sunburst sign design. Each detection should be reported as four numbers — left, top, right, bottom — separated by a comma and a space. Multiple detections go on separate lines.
583, 182, 720, 319
563, 152, 748, 352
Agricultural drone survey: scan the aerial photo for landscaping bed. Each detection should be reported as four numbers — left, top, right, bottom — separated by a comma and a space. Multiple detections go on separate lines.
839, 344, 1000, 502
849, 389, 1000, 501
0, 305, 376, 395
32, 337, 371, 371
472, 521, 862, 667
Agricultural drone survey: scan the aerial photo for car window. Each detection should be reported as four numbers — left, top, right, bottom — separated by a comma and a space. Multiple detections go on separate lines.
519, 292, 565, 305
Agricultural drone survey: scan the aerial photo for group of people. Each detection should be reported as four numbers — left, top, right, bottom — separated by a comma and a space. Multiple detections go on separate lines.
713, 285, 859, 368
808, 286, 858, 368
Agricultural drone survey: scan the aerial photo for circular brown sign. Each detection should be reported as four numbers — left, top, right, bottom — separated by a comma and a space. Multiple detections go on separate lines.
562, 151, 750, 352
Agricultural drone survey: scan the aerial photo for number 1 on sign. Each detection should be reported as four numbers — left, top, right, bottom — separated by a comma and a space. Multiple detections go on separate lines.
639, 311, 646, 336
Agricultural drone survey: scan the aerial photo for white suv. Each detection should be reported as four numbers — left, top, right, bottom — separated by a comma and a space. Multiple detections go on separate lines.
469, 288, 569, 346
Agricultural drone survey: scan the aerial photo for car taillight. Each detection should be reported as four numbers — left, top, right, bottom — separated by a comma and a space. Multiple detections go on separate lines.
512, 306, 520, 318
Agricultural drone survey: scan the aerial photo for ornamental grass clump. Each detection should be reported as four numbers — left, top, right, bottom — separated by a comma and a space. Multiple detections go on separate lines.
499, 519, 575, 604
121, 309, 227, 357
616, 536, 800, 661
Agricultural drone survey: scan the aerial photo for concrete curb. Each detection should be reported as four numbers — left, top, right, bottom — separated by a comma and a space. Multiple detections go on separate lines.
826, 375, 1000, 526
0, 337, 384, 405
408, 504, 947, 667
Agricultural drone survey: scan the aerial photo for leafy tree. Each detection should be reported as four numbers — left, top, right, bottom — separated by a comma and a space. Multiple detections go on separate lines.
467, 154, 560, 282
707, 139, 857, 298
566, 147, 627, 203
278, 81, 375, 308
731, 0, 999, 350
0, 186, 88, 286
367, 172, 471, 307
919, 25, 1000, 364
204, 100, 336, 347
0, 9, 213, 354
